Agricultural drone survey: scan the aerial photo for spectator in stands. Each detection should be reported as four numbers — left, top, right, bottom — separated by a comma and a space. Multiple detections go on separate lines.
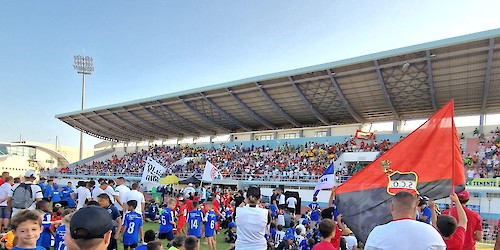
442, 190, 483, 250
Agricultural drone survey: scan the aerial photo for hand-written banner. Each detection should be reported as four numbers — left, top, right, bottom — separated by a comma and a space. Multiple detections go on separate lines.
141, 158, 166, 184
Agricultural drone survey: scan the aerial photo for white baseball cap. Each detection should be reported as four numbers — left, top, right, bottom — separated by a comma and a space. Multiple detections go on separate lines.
24, 170, 36, 179
188, 183, 193, 187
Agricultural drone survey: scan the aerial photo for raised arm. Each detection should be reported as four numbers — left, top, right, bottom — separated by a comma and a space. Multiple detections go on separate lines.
328, 186, 337, 208
450, 193, 467, 229
428, 199, 437, 228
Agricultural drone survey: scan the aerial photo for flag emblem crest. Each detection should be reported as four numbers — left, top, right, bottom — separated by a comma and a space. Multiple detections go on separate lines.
381, 160, 419, 195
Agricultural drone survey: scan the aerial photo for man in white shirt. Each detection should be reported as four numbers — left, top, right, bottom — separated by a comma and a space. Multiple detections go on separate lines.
125, 183, 145, 214
7, 171, 43, 217
277, 188, 286, 210
92, 181, 122, 208
74, 181, 92, 210
183, 183, 196, 198
114, 177, 130, 214
365, 191, 446, 250
286, 196, 297, 216
0, 176, 13, 232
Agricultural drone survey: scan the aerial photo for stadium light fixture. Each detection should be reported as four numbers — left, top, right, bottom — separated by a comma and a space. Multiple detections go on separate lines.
73, 55, 94, 161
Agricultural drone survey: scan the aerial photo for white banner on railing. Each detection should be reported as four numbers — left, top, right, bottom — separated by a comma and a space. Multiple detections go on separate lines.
140, 158, 165, 184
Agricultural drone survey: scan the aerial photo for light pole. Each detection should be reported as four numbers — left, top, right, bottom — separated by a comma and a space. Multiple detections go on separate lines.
73, 55, 94, 160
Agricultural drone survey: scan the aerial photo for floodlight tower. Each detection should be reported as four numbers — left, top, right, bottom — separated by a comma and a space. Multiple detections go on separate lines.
73, 55, 94, 160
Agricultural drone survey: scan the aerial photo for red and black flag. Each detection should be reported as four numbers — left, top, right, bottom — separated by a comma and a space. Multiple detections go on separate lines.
334, 100, 465, 243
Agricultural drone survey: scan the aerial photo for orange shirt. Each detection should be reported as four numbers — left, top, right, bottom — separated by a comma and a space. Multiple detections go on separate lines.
2, 230, 15, 250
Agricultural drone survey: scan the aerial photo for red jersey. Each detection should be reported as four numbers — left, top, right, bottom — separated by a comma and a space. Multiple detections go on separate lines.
0, 179, 4, 186
312, 240, 335, 250
442, 206, 482, 250
185, 199, 193, 212
329, 225, 342, 249
444, 226, 466, 250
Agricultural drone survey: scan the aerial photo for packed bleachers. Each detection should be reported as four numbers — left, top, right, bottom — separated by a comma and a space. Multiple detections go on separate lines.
54, 138, 396, 180
50, 128, 500, 181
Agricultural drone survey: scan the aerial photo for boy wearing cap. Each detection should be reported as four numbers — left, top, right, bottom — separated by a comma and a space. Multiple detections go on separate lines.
67, 206, 114, 250
10, 210, 45, 250
442, 189, 483, 250
121, 200, 144, 250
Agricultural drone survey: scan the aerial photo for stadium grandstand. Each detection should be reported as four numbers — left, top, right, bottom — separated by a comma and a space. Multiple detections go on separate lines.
49, 28, 500, 179
42, 29, 500, 245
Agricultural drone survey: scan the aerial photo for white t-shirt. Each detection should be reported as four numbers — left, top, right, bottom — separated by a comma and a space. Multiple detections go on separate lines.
295, 224, 306, 236
274, 231, 285, 248
114, 184, 130, 211
345, 235, 358, 250
92, 186, 116, 204
278, 194, 285, 206
8, 182, 43, 215
365, 219, 446, 250
0, 182, 11, 206
76, 186, 91, 210
277, 214, 285, 226
183, 187, 195, 198
235, 205, 268, 250
125, 190, 145, 214
286, 197, 297, 209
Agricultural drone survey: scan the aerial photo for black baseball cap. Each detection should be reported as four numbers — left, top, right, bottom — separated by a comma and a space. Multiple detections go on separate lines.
70, 206, 113, 239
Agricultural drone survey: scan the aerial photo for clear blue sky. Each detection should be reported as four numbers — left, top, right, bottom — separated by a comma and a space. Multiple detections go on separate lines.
1, 1, 500, 148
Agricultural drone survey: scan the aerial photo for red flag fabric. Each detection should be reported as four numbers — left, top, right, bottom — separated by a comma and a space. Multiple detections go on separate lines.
334, 100, 465, 243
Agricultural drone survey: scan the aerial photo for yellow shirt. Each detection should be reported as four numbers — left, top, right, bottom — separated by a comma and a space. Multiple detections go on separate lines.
2, 230, 14, 250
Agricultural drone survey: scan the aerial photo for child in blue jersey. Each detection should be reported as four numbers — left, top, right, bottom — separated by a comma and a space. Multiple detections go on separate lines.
121, 200, 144, 250
55, 209, 73, 250
298, 237, 315, 250
135, 230, 156, 250
36, 200, 57, 250
10, 210, 46, 250
51, 186, 62, 207
308, 197, 321, 227
147, 199, 159, 222
269, 203, 278, 224
204, 201, 217, 250
159, 198, 176, 242
187, 201, 203, 249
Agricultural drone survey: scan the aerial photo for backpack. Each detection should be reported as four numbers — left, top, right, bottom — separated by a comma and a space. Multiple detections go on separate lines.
11, 183, 34, 209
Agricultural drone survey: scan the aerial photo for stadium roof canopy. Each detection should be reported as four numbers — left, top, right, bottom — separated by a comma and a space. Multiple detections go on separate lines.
56, 29, 500, 142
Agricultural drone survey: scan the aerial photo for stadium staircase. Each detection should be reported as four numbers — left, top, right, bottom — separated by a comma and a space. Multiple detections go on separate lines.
64, 149, 116, 169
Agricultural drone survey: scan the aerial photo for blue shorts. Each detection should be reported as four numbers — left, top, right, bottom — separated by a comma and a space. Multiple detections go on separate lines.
0, 207, 11, 219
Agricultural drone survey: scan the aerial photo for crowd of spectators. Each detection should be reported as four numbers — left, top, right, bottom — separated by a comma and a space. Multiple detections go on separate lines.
61, 138, 395, 180
54, 130, 500, 181
463, 128, 500, 178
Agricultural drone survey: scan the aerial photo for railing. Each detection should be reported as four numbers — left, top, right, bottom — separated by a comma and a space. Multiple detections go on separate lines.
40, 170, 351, 184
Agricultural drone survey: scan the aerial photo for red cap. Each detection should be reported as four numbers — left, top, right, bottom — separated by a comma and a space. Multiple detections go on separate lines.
457, 190, 470, 201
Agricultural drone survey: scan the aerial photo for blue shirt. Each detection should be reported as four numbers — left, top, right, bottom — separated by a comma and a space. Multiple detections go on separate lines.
43, 185, 53, 199
122, 211, 143, 245
204, 210, 217, 237
51, 190, 62, 202
269, 204, 278, 217
418, 206, 432, 224
12, 247, 47, 250
159, 208, 174, 233
55, 224, 66, 250
135, 243, 147, 250
299, 239, 312, 250
308, 202, 320, 221
148, 204, 158, 220
61, 188, 73, 201
36, 212, 52, 248
187, 210, 203, 237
